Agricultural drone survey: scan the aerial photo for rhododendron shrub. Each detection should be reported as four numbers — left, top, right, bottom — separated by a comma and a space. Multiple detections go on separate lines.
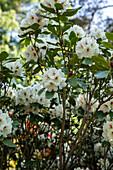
0, 0, 113, 169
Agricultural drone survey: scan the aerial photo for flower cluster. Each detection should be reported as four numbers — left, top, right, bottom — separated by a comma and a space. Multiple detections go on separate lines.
50, 104, 63, 119
0, 109, 13, 137
102, 120, 113, 146
19, 8, 49, 36
6, 61, 23, 76
89, 26, 106, 40
76, 37, 99, 59
16, 86, 34, 106
99, 98, 113, 113
16, 83, 52, 115
64, 25, 85, 40
6, 87, 17, 99
42, 0, 70, 11
42, 68, 66, 91
24, 44, 46, 62
76, 94, 99, 112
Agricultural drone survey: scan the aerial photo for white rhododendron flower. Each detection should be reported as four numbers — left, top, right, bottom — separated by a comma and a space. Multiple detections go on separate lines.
16, 86, 34, 106
76, 37, 99, 59
89, 26, 106, 40
6, 87, 17, 99
100, 101, 111, 113
43, 0, 70, 11
24, 44, 46, 62
18, 8, 49, 36
6, 61, 23, 76
42, 68, 66, 92
102, 120, 113, 146
50, 104, 63, 119
0, 109, 13, 137
66, 25, 85, 39
76, 94, 99, 112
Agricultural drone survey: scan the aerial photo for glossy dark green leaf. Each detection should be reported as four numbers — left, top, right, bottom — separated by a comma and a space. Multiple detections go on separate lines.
95, 111, 106, 118
105, 32, 113, 41
68, 78, 77, 87
0, 51, 9, 61
45, 90, 55, 99
60, 16, 68, 23
101, 42, 113, 49
47, 24, 57, 35
102, 141, 109, 147
41, 3, 55, 13
83, 58, 93, 65
38, 88, 45, 95
63, 7, 82, 16
55, 3, 63, 10
94, 71, 110, 79
3, 139, 17, 148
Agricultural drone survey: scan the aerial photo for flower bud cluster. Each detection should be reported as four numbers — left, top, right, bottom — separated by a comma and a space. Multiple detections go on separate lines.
0, 109, 13, 137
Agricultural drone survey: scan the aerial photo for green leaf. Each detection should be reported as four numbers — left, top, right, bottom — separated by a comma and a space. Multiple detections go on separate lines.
77, 81, 87, 88
62, 68, 69, 75
47, 24, 57, 35
24, 37, 31, 45
3, 139, 17, 148
101, 42, 113, 49
62, 25, 71, 33
105, 32, 113, 41
92, 55, 109, 69
55, 3, 63, 10
0, 51, 9, 61
41, 3, 55, 13
45, 91, 55, 99
60, 16, 68, 23
30, 23, 40, 30
94, 71, 110, 79
31, 103, 40, 108
102, 141, 109, 147
69, 31, 76, 40
83, 58, 93, 65
63, 7, 82, 16
70, 54, 79, 65
12, 121, 20, 126
33, 66, 41, 75
38, 88, 45, 95
95, 111, 106, 118
68, 78, 77, 87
